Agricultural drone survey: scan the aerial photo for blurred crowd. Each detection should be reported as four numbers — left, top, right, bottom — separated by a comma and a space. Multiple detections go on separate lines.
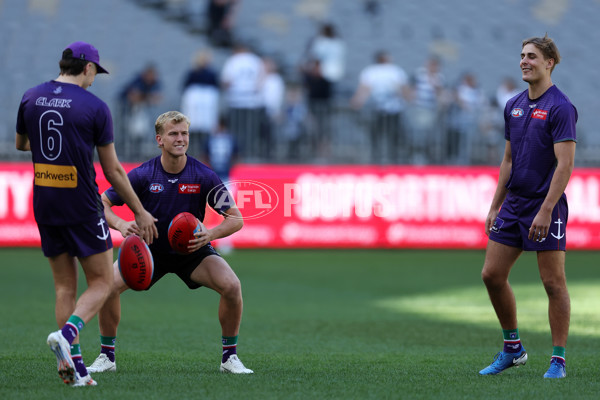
115, 5, 522, 166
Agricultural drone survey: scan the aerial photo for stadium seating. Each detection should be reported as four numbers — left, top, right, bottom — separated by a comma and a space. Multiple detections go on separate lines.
1, 0, 599, 164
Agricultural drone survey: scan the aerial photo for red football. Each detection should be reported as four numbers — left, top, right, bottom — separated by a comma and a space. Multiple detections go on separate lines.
118, 235, 154, 291
168, 212, 203, 254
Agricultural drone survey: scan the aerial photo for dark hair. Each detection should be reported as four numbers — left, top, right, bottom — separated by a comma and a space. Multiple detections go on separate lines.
522, 34, 561, 72
374, 50, 388, 63
321, 23, 337, 38
59, 48, 88, 76
218, 114, 228, 128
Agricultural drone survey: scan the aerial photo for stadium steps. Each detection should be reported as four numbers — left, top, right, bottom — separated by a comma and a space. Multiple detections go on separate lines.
1, 0, 600, 162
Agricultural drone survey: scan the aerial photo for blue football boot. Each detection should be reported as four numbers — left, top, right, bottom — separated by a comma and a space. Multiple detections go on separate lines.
479, 348, 528, 375
543, 358, 566, 379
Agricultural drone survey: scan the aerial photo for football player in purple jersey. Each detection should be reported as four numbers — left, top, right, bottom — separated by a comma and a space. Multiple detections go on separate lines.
15, 42, 158, 387
479, 35, 576, 379
87, 111, 253, 375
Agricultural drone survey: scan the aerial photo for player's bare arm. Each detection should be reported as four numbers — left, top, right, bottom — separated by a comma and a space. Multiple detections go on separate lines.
100, 193, 140, 238
485, 140, 512, 236
97, 143, 158, 244
15, 132, 30, 151
213, 206, 244, 238
528, 140, 576, 241
190, 206, 243, 249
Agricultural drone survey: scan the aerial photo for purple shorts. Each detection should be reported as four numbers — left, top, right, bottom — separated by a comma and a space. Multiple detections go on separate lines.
148, 244, 221, 290
38, 217, 113, 258
489, 192, 568, 251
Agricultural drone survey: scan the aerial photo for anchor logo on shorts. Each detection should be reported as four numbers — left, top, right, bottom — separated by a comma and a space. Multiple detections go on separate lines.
491, 217, 504, 233
96, 218, 110, 240
551, 218, 565, 240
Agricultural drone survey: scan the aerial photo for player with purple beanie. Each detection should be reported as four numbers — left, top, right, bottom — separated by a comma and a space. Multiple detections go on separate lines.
478, 34, 576, 379
16, 41, 157, 387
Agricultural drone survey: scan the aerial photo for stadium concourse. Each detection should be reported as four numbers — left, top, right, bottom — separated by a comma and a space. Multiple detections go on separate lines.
1, 0, 599, 165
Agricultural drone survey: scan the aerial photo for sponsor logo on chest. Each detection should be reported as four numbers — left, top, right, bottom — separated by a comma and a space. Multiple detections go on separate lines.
532, 108, 548, 120
179, 183, 201, 194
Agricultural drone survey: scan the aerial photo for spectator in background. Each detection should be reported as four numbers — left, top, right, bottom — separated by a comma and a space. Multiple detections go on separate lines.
305, 22, 346, 92
478, 76, 521, 165
406, 56, 447, 164
477, 96, 505, 164
281, 82, 308, 161
220, 41, 265, 160
204, 115, 239, 254
206, 0, 239, 47
120, 63, 163, 121
351, 50, 409, 164
364, 0, 380, 16
262, 56, 285, 160
204, 115, 239, 185
181, 49, 220, 158
452, 72, 486, 165
301, 59, 332, 159
119, 64, 163, 157
363, 1, 381, 22
496, 76, 522, 108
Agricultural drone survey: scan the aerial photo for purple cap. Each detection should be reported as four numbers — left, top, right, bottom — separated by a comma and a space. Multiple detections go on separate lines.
63, 41, 109, 74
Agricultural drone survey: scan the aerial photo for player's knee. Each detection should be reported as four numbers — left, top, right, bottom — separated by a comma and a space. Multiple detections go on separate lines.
112, 275, 130, 295
221, 276, 242, 300
541, 277, 567, 298
55, 285, 78, 302
88, 277, 113, 299
102, 281, 114, 300
481, 268, 493, 285
481, 268, 503, 289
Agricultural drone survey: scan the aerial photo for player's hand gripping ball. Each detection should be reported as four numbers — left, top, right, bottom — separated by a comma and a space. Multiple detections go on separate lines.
118, 234, 154, 291
168, 212, 204, 254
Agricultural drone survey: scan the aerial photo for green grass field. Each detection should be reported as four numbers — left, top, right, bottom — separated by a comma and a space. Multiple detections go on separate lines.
1, 248, 600, 399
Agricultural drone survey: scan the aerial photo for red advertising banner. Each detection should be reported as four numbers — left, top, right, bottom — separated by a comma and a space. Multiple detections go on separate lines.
1, 162, 599, 249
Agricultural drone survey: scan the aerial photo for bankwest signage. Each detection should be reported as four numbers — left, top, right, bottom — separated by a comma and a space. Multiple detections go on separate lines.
2, 162, 600, 249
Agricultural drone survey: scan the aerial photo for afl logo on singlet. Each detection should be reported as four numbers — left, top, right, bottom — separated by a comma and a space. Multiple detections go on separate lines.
149, 183, 164, 193
511, 108, 524, 117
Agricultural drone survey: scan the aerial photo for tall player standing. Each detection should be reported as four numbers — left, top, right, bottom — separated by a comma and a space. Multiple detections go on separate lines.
87, 111, 253, 374
15, 42, 158, 387
479, 34, 577, 379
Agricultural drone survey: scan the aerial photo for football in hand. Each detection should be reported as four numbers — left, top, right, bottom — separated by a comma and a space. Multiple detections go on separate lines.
118, 234, 154, 291
168, 212, 204, 254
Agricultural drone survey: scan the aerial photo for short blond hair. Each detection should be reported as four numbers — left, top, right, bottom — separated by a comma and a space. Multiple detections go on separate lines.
154, 111, 190, 135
